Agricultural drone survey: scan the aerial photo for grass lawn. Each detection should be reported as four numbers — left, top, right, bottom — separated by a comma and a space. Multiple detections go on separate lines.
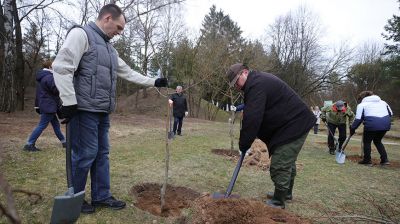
0, 112, 399, 223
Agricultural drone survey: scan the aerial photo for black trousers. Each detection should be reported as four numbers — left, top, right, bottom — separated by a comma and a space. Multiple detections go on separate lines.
362, 130, 388, 163
327, 122, 346, 150
313, 124, 319, 134
173, 116, 184, 135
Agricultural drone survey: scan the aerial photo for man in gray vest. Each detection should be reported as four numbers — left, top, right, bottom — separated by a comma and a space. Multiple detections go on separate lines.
53, 4, 168, 214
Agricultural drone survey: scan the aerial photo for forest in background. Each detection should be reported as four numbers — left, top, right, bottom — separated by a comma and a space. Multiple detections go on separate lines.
0, 0, 399, 118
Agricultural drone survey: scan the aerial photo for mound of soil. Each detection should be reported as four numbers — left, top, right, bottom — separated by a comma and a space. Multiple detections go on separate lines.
346, 155, 400, 168
212, 139, 304, 171
131, 183, 201, 217
212, 139, 270, 170
189, 196, 309, 224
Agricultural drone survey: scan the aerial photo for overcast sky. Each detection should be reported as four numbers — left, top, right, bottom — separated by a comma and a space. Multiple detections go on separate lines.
182, 0, 399, 48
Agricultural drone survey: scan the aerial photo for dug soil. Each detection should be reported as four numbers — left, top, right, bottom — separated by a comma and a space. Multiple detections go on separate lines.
131, 183, 310, 223
346, 155, 400, 168
188, 196, 309, 224
212, 139, 304, 171
212, 139, 271, 171
131, 183, 201, 217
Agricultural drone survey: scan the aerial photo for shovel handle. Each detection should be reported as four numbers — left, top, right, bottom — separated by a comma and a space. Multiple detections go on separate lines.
224, 152, 245, 198
65, 122, 73, 189
340, 135, 352, 152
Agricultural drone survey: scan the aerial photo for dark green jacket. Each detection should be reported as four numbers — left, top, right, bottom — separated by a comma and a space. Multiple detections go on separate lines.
321, 104, 354, 125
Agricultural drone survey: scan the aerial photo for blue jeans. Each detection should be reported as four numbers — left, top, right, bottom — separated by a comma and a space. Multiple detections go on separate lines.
69, 111, 111, 202
27, 113, 65, 145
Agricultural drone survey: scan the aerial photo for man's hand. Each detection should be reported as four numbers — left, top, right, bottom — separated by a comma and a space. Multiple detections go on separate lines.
155, 78, 168, 87
185, 111, 188, 117
349, 128, 355, 136
58, 104, 78, 124
35, 107, 41, 114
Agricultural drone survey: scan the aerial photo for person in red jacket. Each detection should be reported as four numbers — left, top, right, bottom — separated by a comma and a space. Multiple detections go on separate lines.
226, 63, 315, 209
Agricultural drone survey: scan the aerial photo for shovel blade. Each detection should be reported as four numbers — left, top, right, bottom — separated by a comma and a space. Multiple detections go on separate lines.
335, 150, 346, 164
50, 190, 85, 224
211, 192, 240, 199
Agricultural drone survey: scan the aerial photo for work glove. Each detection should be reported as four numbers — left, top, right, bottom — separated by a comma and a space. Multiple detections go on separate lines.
154, 78, 168, 87
230, 105, 236, 111
185, 111, 188, 117
349, 127, 355, 136
35, 107, 41, 114
58, 104, 78, 124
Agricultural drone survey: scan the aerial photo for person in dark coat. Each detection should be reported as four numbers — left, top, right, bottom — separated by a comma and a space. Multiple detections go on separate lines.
23, 60, 66, 152
169, 85, 188, 136
225, 63, 315, 209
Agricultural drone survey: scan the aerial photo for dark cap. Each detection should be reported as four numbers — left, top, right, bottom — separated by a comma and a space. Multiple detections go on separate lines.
226, 63, 247, 87
335, 100, 345, 110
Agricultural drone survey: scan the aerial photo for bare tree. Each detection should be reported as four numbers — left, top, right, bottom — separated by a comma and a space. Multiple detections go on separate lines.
0, 0, 64, 112
0, 0, 16, 112
265, 5, 353, 97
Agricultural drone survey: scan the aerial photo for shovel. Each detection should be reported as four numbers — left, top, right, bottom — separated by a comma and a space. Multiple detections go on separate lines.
50, 122, 85, 224
212, 151, 246, 198
335, 134, 353, 164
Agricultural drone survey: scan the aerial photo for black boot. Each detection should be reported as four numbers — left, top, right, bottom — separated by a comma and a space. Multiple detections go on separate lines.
267, 178, 295, 201
81, 200, 95, 214
266, 191, 292, 201
266, 189, 286, 209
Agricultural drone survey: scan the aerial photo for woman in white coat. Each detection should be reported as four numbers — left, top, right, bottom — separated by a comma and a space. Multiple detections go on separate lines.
350, 91, 393, 165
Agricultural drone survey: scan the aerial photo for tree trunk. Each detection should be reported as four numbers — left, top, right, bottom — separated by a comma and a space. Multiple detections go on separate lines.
12, 0, 24, 110
0, 4, 5, 99
0, 0, 16, 112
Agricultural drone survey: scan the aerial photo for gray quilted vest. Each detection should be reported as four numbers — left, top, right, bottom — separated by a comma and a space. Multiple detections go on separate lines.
68, 22, 118, 113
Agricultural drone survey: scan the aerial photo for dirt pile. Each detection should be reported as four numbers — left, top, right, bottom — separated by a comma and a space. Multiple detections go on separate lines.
211, 139, 270, 170
243, 139, 270, 170
346, 155, 400, 168
131, 183, 201, 217
189, 196, 309, 224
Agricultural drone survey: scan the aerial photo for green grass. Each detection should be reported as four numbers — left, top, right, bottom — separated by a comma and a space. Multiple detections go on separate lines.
1, 115, 399, 223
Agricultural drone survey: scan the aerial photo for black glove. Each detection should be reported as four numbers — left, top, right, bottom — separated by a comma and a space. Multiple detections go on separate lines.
154, 78, 168, 87
58, 104, 78, 124
321, 118, 326, 123
35, 107, 41, 114
350, 128, 355, 136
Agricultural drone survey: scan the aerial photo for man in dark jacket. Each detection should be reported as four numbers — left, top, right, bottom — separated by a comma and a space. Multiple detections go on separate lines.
226, 63, 315, 209
169, 86, 188, 136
